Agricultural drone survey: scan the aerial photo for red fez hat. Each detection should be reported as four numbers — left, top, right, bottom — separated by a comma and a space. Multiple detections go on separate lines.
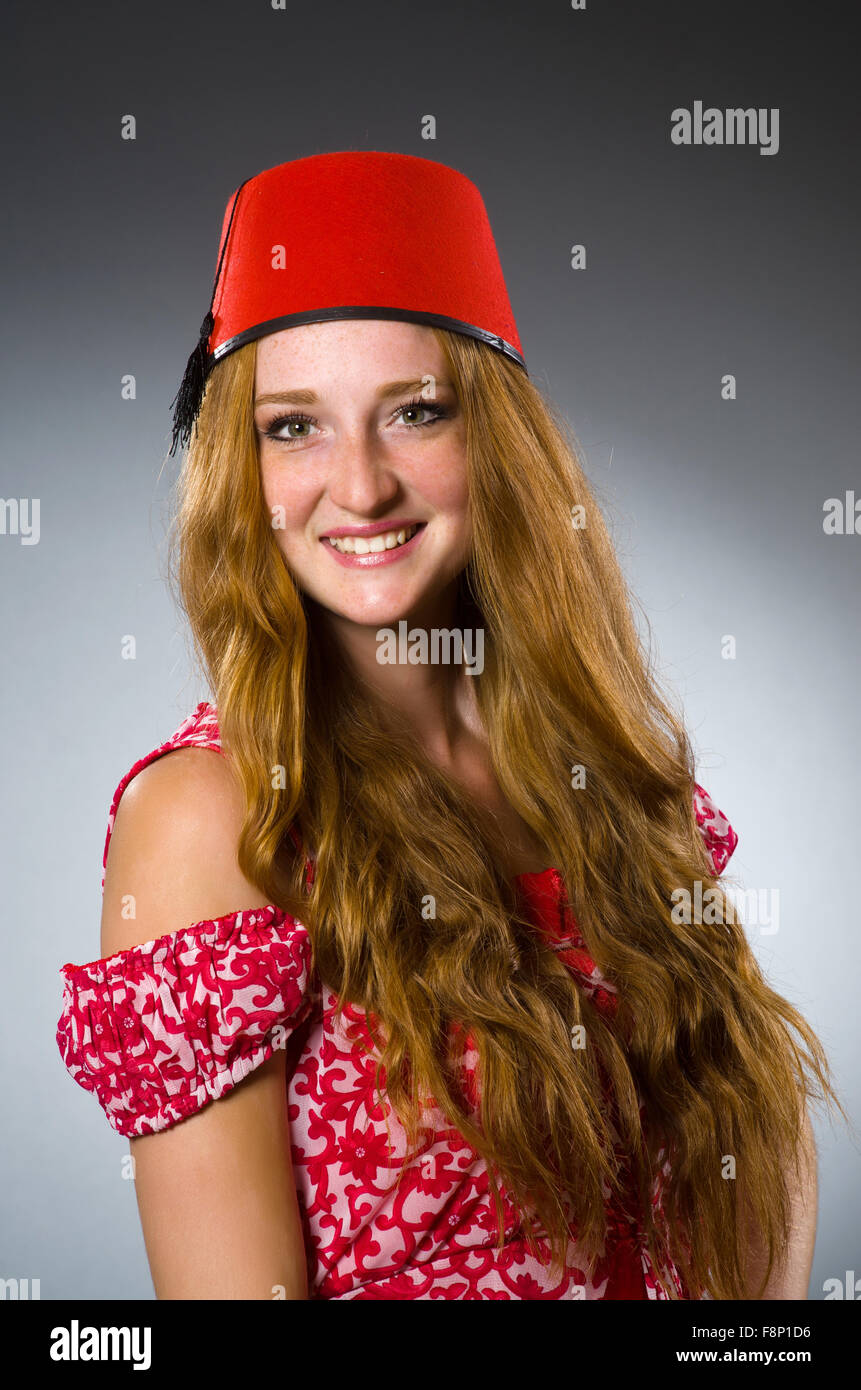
169, 150, 526, 455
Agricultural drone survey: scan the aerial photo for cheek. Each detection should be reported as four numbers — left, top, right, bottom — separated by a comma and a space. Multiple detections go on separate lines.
412, 437, 470, 514
259, 459, 314, 530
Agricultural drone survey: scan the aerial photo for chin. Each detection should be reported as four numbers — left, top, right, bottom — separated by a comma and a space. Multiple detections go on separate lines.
326, 600, 426, 629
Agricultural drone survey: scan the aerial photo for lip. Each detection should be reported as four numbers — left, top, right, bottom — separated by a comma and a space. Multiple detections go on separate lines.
320, 519, 426, 539
322, 522, 427, 568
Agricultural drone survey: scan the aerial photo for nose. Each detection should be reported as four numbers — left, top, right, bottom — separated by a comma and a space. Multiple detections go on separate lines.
326, 428, 400, 515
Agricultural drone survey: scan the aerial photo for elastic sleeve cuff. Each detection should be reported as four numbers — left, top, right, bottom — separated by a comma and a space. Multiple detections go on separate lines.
693, 782, 738, 877
56, 903, 314, 1137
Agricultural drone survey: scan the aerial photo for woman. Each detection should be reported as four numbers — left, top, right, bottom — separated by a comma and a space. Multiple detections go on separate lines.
56, 150, 839, 1300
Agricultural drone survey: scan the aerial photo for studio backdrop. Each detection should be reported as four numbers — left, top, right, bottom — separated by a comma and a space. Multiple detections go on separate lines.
1, 0, 858, 1302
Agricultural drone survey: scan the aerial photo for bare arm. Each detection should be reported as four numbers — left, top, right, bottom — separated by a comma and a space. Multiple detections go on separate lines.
101, 747, 308, 1300
743, 1105, 818, 1299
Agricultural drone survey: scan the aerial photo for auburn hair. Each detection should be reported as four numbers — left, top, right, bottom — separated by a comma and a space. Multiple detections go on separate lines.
166, 328, 842, 1299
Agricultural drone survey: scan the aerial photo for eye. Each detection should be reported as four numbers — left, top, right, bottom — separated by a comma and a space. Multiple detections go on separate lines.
261, 413, 318, 443
394, 396, 450, 429
398, 401, 439, 425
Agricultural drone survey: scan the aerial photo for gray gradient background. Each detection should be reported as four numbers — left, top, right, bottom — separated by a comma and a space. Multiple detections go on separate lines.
2, 0, 858, 1299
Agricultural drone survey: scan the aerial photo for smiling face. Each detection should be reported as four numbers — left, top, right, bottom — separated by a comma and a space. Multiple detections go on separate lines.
254, 319, 472, 634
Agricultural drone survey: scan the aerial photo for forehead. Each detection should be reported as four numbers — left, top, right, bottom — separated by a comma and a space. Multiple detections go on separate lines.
254, 318, 446, 391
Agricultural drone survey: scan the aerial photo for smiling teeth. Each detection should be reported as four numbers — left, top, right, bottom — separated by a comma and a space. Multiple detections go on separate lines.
328, 524, 420, 555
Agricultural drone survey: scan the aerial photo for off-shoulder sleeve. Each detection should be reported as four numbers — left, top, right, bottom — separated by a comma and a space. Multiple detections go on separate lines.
693, 782, 738, 877
56, 904, 314, 1138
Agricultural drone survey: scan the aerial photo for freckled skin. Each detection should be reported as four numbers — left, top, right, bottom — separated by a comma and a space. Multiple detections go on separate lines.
255, 319, 472, 638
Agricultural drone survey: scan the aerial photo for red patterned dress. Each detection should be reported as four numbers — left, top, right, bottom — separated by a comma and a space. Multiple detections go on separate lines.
56, 701, 738, 1300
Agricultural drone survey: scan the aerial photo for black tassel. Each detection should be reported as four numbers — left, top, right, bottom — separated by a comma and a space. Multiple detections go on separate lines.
168, 177, 251, 456
168, 311, 214, 456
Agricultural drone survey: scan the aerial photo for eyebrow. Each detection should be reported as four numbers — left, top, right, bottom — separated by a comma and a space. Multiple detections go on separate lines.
254, 377, 449, 407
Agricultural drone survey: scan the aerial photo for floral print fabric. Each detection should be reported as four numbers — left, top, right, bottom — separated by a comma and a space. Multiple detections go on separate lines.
56, 701, 738, 1299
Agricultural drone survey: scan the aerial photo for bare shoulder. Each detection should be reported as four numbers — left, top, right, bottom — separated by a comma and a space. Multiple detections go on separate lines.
115, 744, 244, 839
101, 745, 273, 958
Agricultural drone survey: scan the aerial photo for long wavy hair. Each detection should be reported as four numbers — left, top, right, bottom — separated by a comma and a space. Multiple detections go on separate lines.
166, 327, 842, 1299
